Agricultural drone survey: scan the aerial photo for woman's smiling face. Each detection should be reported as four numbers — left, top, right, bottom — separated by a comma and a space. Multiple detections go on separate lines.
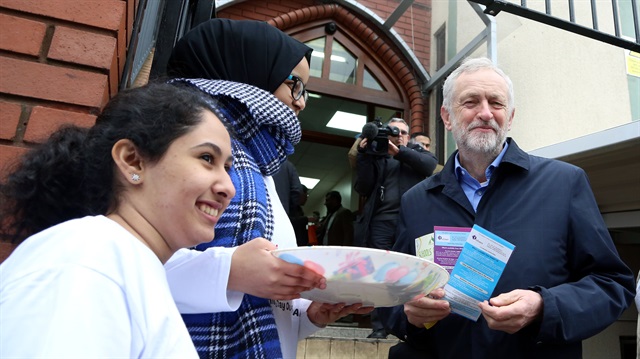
140, 109, 235, 252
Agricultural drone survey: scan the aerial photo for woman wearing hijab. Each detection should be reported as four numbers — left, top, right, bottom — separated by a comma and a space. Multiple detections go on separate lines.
164, 19, 372, 359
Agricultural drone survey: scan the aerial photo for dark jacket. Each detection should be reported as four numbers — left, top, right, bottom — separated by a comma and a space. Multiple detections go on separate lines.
353, 144, 437, 247
272, 160, 302, 215
317, 206, 354, 246
379, 138, 635, 359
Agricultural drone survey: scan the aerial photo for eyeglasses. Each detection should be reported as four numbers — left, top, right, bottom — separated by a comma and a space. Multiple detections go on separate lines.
286, 74, 308, 102
399, 130, 409, 136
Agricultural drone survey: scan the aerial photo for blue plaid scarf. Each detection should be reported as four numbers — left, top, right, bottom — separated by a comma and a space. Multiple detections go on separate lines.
174, 79, 301, 359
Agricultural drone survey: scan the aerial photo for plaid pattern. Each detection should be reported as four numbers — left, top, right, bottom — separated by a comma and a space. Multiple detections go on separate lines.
173, 79, 301, 359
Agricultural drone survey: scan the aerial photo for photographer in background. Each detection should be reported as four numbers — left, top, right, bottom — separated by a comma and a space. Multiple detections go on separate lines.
354, 118, 437, 338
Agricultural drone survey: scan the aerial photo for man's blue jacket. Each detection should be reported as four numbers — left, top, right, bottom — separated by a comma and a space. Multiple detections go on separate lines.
380, 138, 635, 359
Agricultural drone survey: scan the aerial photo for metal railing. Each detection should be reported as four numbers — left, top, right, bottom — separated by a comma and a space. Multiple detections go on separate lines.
468, 0, 640, 51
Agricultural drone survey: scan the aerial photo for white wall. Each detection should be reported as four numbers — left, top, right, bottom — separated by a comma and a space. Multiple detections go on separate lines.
430, 1, 633, 154
582, 304, 636, 359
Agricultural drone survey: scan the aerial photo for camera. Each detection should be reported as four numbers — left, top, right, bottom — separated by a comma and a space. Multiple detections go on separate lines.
361, 118, 400, 155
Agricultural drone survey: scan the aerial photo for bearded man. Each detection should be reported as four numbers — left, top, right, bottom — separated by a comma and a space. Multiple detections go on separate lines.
378, 57, 634, 359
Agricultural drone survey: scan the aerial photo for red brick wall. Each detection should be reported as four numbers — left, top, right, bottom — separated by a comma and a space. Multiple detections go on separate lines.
0, 0, 137, 261
0, 0, 136, 177
362, 0, 431, 72
217, 0, 431, 72
218, 0, 316, 20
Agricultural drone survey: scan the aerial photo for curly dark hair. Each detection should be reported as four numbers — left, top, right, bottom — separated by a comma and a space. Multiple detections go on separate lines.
0, 81, 224, 244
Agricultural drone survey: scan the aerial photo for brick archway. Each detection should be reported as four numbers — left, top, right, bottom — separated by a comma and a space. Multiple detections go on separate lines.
267, 4, 426, 132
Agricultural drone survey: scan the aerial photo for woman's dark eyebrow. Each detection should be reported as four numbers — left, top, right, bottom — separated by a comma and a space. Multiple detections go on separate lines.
195, 142, 234, 164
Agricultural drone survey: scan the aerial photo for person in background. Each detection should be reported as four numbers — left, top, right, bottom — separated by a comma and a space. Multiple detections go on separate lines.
316, 191, 354, 246
307, 210, 322, 245
274, 159, 310, 246
273, 159, 303, 215
354, 117, 438, 338
408, 131, 431, 152
0, 82, 235, 358
379, 57, 635, 358
290, 185, 310, 246
410, 131, 444, 173
348, 136, 363, 169
312, 210, 322, 223
165, 18, 371, 359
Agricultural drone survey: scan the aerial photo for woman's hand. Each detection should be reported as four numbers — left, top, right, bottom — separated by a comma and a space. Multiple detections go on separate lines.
228, 238, 326, 299
307, 301, 374, 327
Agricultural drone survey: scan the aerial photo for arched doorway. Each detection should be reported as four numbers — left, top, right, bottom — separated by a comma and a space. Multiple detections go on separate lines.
269, 10, 423, 214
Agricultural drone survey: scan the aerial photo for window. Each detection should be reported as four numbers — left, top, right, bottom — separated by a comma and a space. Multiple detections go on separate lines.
328, 40, 357, 84
434, 24, 446, 70
307, 37, 325, 78
363, 68, 385, 91
293, 23, 407, 144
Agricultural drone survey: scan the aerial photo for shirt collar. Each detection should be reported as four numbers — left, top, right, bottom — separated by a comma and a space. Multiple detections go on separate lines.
454, 141, 510, 182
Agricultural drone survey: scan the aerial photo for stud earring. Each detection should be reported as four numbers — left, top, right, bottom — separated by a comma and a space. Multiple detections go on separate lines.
131, 173, 140, 182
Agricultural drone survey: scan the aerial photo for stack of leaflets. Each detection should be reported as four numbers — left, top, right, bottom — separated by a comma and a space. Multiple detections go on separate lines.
415, 224, 515, 321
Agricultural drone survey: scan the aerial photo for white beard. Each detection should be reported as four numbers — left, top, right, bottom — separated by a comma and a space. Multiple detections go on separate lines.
451, 117, 507, 155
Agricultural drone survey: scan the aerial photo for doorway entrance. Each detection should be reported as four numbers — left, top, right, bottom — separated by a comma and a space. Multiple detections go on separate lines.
292, 93, 402, 216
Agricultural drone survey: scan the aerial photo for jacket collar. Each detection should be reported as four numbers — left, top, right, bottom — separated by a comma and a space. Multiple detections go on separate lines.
424, 138, 530, 211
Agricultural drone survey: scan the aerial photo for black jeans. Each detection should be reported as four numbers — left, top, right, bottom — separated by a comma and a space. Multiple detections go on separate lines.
368, 218, 397, 250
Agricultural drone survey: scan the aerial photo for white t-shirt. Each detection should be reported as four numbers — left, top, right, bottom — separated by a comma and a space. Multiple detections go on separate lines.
165, 176, 320, 358
0, 216, 198, 359
166, 245, 243, 313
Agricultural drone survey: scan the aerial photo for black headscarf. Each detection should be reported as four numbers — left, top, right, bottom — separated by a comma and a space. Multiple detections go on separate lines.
167, 18, 312, 94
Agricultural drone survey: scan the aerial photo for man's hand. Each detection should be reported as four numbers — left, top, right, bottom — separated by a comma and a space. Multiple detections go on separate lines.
388, 141, 400, 156
478, 289, 543, 334
404, 288, 451, 328
228, 238, 326, 299
307, 302, 374, 327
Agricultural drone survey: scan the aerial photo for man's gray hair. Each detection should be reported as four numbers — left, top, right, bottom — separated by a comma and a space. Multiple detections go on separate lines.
386, 117, 408, 128
442, 57, 514, 117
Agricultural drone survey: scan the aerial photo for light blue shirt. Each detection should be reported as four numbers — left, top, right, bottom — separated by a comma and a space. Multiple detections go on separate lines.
454, 142, 509, 211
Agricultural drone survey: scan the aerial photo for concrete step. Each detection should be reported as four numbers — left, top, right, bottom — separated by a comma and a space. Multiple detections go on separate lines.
297, 325, 400, 359
310, 326, 399, 341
